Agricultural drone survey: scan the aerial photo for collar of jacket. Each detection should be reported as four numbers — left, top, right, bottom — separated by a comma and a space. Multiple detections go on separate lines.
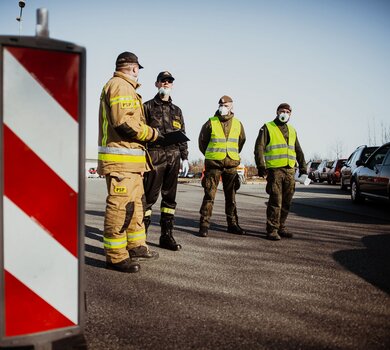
113, 71, 141, 89
215, 110, 234, 122
153, 93, 172, 105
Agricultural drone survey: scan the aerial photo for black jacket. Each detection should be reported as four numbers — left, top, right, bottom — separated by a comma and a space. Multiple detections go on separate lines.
143, 94, 188, 160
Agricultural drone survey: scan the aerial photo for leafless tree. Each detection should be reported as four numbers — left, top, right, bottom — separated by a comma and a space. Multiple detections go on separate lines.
189, 158, 204, 173
380, 121, 390, 143
333, 139, 343, 159
368, 118, 390, 145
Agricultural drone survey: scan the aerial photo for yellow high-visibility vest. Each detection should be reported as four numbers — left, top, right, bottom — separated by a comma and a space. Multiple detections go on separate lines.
205, 117, 241, 160
264, 121, 296, 168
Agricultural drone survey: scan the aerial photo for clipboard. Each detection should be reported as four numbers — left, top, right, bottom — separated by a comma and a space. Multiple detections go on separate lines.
161, 130, 190, 146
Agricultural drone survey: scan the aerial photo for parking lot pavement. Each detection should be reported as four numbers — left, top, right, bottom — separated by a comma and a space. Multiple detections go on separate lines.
84, 180, 390, 350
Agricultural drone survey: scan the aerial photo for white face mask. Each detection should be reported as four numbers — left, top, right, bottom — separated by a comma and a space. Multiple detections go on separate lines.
219, 106, 229, 116
129, 73, 138, 82
158, 87, 171, 96
278, 113, 290, 123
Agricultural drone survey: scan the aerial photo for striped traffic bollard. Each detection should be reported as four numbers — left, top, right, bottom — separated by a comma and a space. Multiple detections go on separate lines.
0, 36, 86, 349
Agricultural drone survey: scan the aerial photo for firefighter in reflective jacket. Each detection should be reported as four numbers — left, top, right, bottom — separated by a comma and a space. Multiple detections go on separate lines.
198, 95, 246, 237
254, 103, 307, 241
98, 52, 161, 273
143, 71, 189, 251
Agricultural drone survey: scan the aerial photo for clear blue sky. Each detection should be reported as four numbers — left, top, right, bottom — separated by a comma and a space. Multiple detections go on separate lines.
1, 0, 389, 164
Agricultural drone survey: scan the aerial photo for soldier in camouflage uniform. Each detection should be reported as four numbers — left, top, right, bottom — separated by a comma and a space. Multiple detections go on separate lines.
254, 103, 306, 240
198, 95, 246, 237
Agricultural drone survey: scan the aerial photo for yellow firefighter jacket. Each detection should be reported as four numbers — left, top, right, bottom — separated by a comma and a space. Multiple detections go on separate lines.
97, 72, 158, 174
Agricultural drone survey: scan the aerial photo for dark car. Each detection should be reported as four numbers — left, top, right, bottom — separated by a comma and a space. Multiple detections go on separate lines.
327, 158, 347, 184
314, 160, 333, 182
307, 160, 321, 181
340, 145, 378, 190
350, 142, 390, 203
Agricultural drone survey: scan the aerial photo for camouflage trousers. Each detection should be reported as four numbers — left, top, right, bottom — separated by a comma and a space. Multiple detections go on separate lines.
265, 168, 296, 233
103, 172, 147, 264
199, 167, 240, 228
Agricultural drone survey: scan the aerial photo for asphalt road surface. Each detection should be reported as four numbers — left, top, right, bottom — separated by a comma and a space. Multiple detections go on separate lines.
84, 179, 390, 350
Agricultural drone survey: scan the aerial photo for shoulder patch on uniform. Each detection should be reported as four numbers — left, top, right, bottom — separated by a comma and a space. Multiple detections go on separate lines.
173, 121, 181, 129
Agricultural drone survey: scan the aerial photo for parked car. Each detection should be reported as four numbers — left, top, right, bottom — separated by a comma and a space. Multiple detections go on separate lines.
340, 145, 379, 190
327, 158, 347, 184
87, 167, 100, 178
350, 142, 390, 203
307, 160, 321, 181
314, 160, 333, 182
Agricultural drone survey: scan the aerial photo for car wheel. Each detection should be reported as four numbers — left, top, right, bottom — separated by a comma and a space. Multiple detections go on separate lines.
351, 180, 364, 203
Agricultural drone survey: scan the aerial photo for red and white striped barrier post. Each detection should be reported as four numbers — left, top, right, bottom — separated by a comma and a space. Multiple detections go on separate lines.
0, 32, 86, 349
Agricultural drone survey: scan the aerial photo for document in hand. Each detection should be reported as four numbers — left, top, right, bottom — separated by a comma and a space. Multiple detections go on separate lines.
162, 130, 190, 146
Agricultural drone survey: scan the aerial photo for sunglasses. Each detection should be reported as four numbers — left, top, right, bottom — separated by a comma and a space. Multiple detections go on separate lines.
160, 79, 174, 83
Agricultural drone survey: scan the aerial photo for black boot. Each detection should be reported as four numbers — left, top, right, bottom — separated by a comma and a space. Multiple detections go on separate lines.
198, 226, 208, 237
106, 258, 140, 273
160, 217, 182, 251
227, 224, 246, 235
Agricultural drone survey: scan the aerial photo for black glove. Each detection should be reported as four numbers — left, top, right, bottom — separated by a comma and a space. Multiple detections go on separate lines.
258, 167, 267, 178
155, 129, 165, 142
299, 168, 307, 177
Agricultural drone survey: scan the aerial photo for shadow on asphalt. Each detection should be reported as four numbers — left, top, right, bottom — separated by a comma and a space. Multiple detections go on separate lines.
333, 234, 390, 294
289, 198, 390, 224
84, 225, 105, 269
295, 184, 345, 195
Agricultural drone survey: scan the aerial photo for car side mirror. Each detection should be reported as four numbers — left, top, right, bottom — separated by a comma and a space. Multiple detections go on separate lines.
356, 160, 363, 167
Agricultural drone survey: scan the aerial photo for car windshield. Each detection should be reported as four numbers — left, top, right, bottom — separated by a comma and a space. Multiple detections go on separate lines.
311, 162, 320, 170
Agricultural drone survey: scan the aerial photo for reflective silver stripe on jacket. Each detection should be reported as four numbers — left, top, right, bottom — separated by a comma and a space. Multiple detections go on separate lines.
205, 147, 226, 153
264, 154, 297, 161
210, 138, 226, 143
265, 144, 295, 152
98, 146, 145, 155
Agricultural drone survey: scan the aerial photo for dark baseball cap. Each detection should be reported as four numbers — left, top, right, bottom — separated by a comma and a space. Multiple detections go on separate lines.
115, 52, 143, 69
218, 95, 233, 104
277, 103, 291, 112
156, 71, 175, 82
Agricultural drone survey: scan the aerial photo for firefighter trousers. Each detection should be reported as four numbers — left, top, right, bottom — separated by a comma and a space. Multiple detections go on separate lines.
199, 167, 239, 228
265, 168, 296, 233
143, 148, 180, 223
103, 172, 147, 264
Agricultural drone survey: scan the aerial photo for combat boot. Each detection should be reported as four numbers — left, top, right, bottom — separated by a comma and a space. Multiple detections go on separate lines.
106, 258, 140, 273
227, 224, 246, 235
198, 226, 208, 237
160, 219, 182, 251
279, 228, 293, 238
128, 246, 159, 261
267, 230, 281, 241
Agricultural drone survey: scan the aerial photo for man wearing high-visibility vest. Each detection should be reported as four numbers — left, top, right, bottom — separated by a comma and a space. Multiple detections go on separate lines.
98, 52, 161, 273
254, 103, 307, 241
198, 95, 246, 237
